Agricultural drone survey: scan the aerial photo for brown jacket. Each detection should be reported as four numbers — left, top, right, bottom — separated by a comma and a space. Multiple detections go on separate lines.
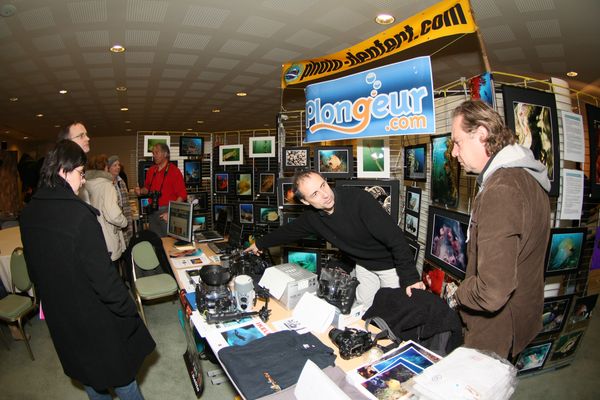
456, 154, 550, 358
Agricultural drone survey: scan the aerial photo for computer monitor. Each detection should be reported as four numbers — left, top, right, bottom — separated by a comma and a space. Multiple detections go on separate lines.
167, 201, 194, 244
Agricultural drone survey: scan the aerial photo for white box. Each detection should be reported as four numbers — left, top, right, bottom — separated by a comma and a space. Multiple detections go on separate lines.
332, 303, 366, 330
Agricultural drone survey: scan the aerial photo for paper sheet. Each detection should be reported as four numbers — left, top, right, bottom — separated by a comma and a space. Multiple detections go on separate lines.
295, 360, 351, 400
258, 266, 294, 299
292, 292, 336, 333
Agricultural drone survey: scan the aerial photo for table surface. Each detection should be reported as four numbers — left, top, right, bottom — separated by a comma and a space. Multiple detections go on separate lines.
161, 236, 373, 373
0, 226, 22, 256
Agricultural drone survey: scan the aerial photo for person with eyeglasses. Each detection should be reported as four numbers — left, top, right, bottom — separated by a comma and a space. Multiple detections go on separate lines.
20, 140, 155, 400
58, 121, 92, 202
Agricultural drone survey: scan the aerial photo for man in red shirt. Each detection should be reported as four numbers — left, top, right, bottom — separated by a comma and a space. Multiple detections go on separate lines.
135, 143, 187, 237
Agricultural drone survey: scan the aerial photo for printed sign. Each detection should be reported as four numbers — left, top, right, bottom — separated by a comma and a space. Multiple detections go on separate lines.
305, 56, 435, 143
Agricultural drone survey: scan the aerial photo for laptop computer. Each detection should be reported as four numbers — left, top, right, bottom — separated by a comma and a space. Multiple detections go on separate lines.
194, 228, 224, 243
207, 223, 243, 253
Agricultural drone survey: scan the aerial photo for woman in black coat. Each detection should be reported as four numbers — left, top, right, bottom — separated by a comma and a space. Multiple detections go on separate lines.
20, 140, 155, 400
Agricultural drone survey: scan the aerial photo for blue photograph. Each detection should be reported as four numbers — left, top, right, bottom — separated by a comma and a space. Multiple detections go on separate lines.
431, 135, 459, 208
404, 144, 426, 180
286, 250, 318, 274
544, 228, 586, 276
221, 324, 265, 347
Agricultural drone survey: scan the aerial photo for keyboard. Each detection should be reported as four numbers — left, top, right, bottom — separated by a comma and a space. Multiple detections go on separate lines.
208, 241, 230, 254
195, 230, 224, 242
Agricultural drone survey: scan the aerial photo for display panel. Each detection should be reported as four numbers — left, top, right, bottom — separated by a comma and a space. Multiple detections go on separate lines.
183, 160, 202, 186
179, 136, 204, 156
336, 179, 400, 222
167, 201, 194, 243
314, 146, 354, 179
544, 227, 587, 277
425, 206, 469, 279
283, 247, 321, 275
403, 144, 427, 181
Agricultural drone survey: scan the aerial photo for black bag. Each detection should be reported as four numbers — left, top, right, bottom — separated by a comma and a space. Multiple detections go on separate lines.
218, 330, 336, 399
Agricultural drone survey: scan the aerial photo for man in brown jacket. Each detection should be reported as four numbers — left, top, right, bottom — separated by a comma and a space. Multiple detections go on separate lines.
449, 100, 551, 359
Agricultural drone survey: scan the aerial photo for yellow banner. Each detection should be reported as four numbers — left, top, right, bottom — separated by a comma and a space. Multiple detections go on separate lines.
281, 0, 477, 88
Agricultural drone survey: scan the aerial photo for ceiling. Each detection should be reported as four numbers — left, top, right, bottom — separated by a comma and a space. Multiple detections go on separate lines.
0, 0, 599, 143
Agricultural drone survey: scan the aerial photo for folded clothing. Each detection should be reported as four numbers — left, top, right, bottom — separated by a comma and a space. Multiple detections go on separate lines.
218, 330, 336, 399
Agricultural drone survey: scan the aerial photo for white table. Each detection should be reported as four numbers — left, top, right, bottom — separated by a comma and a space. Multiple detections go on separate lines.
0, 226, 23, 293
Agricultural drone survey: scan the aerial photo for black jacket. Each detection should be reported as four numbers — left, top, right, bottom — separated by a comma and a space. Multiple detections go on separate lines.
20, 183, 155, 390
257, 187, 419, 287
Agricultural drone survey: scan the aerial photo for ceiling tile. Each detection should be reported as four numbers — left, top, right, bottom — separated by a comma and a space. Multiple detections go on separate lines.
94, 80, 117, 88
44, 55, 74, 68
126, 89, 148, 96
126, 30, 161, 47
515, 0, 555, 13
182, 5, 230, 28
68, 1, 108, 24
480, 25, 516, 44
316, 8, 366, 32
190, 82, 215, 90
245, 62, 278, 75
10, 60, 38, 73
262, 48, 301, 62
541, 60, 567, 73
76, 31, 110, 48
535, 44, 564, 58
0, 42, 26, 59
89, 67, 115, 78
166, 53, 198, 66
125, 52, 156, 64
206, 57, 240, 70
125, 67, 152, 77
82, 52, 112, 64
54, 70, 83, 82
162, 69, 189, 79
126, 0, 169, 23
155, 90, 176, 97
24, 75, 48, 85
183, 91, 208, 98
126, 80, 149, 88
285, 29, 330, 49
198, 71, 227, 81
32, 34, 66, 52
231, 75, 260, 85
220, 39, 259, 56
526, 20, 561, 39
158, 81, 182, 89
493, 47, 526, 62
173, 33, 211, 50
18, 7, 56, 31
470, 0, 502, 19
0, 19, 11, 40
237, 16, 285, 38
260, 0, 320, 15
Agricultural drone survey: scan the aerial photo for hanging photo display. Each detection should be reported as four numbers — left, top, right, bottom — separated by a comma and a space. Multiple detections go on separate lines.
539, 295, 572, 335
239, 203, 254, 224
248, 136, 276, 158
314, 146, 354, 179
431, 134, 459, 208
258, 172, 276, 195
543, 227, 587, 277
336, 179, 400, 222
502, 85, 560, 197
468, 72, 495, 107
549, 330, 585, 362
514, 341, 553, 375
219, 144, 244, 165
403, 143, 427, 181
425, 206, 469, 279
403, 186, 422, 241
214, 172, 229, 194
236, 172, 253, 196
357, 138, 390, 178
586, 103, 600, 198
282, 146, 310, 171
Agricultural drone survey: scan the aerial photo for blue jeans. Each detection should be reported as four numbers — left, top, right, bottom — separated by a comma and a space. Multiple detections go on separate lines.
83, 380, 144, 400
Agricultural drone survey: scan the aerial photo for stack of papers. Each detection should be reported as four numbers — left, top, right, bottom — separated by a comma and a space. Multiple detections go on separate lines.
411, 347, 517, 400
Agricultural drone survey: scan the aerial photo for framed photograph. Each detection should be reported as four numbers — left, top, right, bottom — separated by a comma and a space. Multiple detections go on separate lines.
405, 237, 420, 263
315, 146, 354, 179
586, 104, 600, 198
187, 191, 208, 211
336, 179, 400, 222
540, 295, 572, 335
404, 213, 419, 240
405, 186, 421, 214
258, 206, 279, 225
143, 135, 170, 157
283, 247, 321, 275
404, 144, 427, 181
236, 172, 253, 196
258, 172, 276, 195
214, 172, 230, 194
503, 85, 560, 197
357, 138, 390, 178
277, 177, 304, 208
550, 330, 585, 362
425, 206, 469, 279
515, 340, 553, 374
468, 72, 495, 107
138, 196, 150, 216
249, 136, 275, 158
239, 203, 254, 224
183, 160, 202, 186
192, 215, 206, 231
544, 227, 587, 277
431, 134, 459, 208
219, 144, 244, 165
213, 203, 233, 223
282, 146, 310, 171
179, 136, 204, 157
137, 159, 154, 187
569, 294, 599, 326
282, 212, 301, 225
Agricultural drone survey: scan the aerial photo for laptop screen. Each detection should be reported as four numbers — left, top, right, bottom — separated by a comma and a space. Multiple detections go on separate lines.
228, 223, 243, 248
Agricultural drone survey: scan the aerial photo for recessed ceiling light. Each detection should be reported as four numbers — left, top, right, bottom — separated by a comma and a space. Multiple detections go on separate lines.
110, 44, 125, 53
36, 113, 44, 117
124, 120, 131, 124
196, 120, 204, 124
23, 136, 29, 140
8, 97, 18, 102
120, 107, 129, 111
186, 128, 193, 131
375, 14, 395, 25
263, 123, 269, 127
54, 124, 61, 128
59, 89, 68, 94
116, 86, 127, 92
212, 108, 220, 113
125, 128, 132, 132
4, 130, 9, 134
566, 71, 578, 77
236, 92, 247, 97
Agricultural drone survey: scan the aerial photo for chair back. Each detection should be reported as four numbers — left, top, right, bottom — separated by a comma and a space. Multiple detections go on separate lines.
10, 247, 33, 293
132, 241, 160, 271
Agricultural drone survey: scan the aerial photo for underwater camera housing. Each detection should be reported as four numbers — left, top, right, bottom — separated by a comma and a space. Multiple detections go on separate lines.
317, 267, 359, 314
328, 327, 374, 360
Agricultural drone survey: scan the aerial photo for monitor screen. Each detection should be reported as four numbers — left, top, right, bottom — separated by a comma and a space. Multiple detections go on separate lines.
167, 201, 194, 243
283, 247, 321, 275
179, 136, 204, 156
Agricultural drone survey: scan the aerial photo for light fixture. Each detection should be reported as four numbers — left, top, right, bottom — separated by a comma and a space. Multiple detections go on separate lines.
116, 86, 127, 92
110, 44, 125, 53
124, 120, 131, 124
23, 136, 29, 140
59, 89, 68, 94
120, 107, 129, 111
196, 120, 204, 124
566, 71, 578, 77
54, 124, 61, 128
212, 108, 220, 113
375, 14, 395, 25
186, 128, 193, 131
36, 113, 44, 117
8, 97, 18, 102
236, 92, 247, 97
125, 128, 132, 132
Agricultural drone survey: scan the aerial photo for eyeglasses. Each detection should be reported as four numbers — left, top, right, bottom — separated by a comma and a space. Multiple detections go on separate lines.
70, 132, 89, 140
74, 169, 85, 179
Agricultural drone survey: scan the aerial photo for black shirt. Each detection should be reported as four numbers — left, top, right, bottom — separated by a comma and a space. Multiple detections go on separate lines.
256, 187, 419, 287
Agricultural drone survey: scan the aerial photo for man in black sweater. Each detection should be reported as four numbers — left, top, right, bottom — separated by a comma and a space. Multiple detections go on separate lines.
245, 171, 424, 308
